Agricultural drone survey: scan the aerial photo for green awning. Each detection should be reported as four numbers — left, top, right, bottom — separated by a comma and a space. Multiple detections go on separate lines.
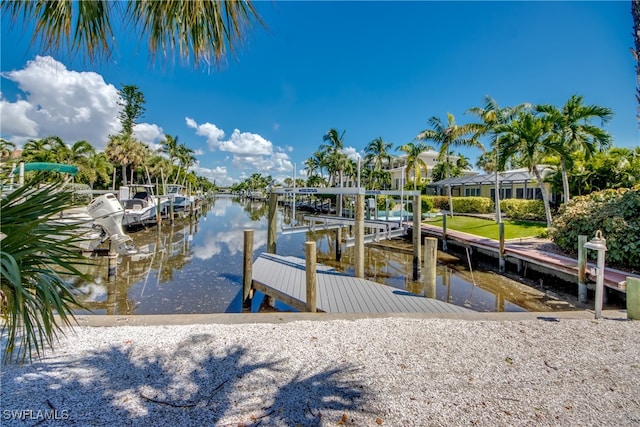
12, 162, 78, 176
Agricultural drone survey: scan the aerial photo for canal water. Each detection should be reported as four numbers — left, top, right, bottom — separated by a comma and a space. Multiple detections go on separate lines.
69, 195, 578, 315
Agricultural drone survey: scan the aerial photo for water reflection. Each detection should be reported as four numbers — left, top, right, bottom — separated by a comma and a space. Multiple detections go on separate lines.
70, 195, 572, 315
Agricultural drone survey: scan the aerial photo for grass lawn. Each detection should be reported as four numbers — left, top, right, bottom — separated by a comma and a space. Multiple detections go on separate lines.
422, 215, 547, 240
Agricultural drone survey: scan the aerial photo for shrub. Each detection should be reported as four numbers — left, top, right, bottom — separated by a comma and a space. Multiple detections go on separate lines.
420, 195, 434, 213
550, 186, 640, 270
501, 199, 546, 221
425, 196, 493, 213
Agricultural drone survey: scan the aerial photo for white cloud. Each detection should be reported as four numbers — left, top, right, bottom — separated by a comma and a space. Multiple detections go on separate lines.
187, 117, 292, 179
133, 123, 164, 148
343, 146, 362, 161
192, 165, 233, 187
0, 56, 122, 149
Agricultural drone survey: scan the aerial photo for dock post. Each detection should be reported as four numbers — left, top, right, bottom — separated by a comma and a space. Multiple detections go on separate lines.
423, 237, 437, 299
335, 227, 342, 261
305, 241, 317, 312
354, 193, 365, 278
412, 194, 422, 280
627, 277, 640, 320
577, 235, 588, 303
170, 198, 174, 225
442, 213, 448, 251
498, 223, 505, 273
267, 191, 278, 254
242, 229, 254, 312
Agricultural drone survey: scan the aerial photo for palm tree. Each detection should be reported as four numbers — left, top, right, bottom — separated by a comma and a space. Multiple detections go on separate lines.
22, 136, 65, 163
536, 94, 613, 204
105, 134, 135, 185
495, 112, 558, 227
364, 137, 392, 171
78, 152, 113, 190
2, 1, 264, 67
175, 144, 197, 186
468, 96, 530, 222
417, 113, 483, 215
320, 129, 346, 186
396, 142, 428, 191
160, 134, 180, 176
0, 138, 16, 160
1, 176, 87, 362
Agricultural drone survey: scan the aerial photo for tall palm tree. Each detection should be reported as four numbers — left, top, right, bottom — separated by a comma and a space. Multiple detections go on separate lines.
536, 94, 613, 204
364, 137, 392, 171
105, 133, 137, 186
2, 1, 264, 67
468, 96, 530, 222
417, 113, 483, 215
320, 129, 346, 186
396, 142, 428, 191
495, 112, 559, 227
160, 134, 180, 170
176, 144, 197, 186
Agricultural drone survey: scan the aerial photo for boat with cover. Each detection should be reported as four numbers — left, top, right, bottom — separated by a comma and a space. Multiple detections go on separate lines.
121, 185, 164, 228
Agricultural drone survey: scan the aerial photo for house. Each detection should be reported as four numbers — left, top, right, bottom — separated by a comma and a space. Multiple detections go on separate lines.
427, 167, 557, 202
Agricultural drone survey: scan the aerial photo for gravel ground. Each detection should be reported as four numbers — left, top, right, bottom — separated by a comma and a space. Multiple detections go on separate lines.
1, 316, 640, 426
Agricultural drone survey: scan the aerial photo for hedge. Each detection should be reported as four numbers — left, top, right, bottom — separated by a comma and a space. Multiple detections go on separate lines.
550, 186, 640, 270
501, 199, 546, 221
424, 196, 494, 214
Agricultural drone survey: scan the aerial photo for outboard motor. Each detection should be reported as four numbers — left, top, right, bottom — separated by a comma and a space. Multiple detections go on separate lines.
87, 193, 135, 254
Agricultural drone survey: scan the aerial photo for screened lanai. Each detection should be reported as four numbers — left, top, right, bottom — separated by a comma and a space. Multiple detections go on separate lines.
426, 167, 556, 201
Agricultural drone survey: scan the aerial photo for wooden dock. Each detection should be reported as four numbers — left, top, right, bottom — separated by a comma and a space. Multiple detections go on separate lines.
251, 253, 473, 314
417, 223, 637, 293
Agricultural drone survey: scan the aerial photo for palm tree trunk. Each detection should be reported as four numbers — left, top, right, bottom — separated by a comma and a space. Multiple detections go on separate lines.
121, 165, 127, 185
560, 158, 571, 204
446, 157, 453, 217
533, 166, 553, 227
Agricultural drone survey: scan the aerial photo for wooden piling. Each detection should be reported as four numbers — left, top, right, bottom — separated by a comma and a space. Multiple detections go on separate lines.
335, 227, 342, 261
498, 223, 505, 273
577, 235, 588, 303
242, 229, 254, 312
305, 241, 317, 312
423, 237, 437, 299
354, 193, 365, 278
267, 191, 278, 254
412, 194, 422, 280
627, 277, 640, 320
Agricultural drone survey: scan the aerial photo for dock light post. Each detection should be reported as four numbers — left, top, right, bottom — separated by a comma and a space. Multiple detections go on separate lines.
584, 230, 607, 319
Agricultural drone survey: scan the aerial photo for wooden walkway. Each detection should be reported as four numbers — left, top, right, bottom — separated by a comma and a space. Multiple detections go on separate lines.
418, 223, 637, 293
251, 253, 473, 314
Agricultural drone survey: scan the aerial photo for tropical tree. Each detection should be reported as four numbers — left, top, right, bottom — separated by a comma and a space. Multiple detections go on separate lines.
396, 142, 428, 191
22, 136, 66, 163
77, 152, 112, 190
320, 129, 346, 186
417, 113, 482, 215
118, 85, 146, 137
0, 138, 16, 160
2, 1, 264, 67
468, 96, 529, 222
175, 144, 197, 186
535, 94, 613, 203
160, 134, 180, 171
495, 112, 558, 227
1, 177, 87, 362
364, 137, 392, 171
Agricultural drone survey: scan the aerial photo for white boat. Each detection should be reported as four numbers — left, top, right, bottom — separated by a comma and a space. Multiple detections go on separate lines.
121, 185, 163, 228
52, 193, 134, 254
166, 184, 193, 216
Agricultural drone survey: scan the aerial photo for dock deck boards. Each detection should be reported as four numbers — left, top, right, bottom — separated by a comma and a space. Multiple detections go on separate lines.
252, 253, 473, 314
418, 223, 637, 292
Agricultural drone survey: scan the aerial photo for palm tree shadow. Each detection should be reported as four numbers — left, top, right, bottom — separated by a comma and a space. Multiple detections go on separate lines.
252, 365, 369, 426
3, 334, 371, 425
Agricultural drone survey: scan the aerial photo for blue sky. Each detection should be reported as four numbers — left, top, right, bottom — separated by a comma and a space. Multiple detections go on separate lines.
1, 1, 637, 186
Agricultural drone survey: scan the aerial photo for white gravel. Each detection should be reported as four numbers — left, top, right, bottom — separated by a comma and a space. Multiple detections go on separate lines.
1, 317, 640, 426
